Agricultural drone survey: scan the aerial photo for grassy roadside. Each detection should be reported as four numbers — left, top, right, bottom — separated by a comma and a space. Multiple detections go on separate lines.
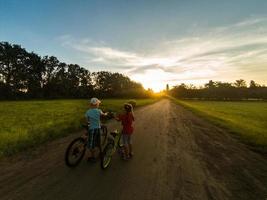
0, 98, 158, 157
171, 98, 267, 153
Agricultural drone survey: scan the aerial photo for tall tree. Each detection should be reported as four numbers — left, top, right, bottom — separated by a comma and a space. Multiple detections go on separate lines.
205, 80, 216, 88
42, 56, 59, 97
25, 52, 45, 98
0, 42, 29, 98
249, 80, 260, 88
234, 79, 247, 88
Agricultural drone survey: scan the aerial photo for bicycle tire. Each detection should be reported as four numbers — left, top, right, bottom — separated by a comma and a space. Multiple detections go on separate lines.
118, 135, 124, 148
65, 137, 86, 167
101, 141, 114, 169
100, 125, 108, 147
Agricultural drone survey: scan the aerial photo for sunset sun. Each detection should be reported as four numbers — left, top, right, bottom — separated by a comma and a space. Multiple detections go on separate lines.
131, 69, 169, 92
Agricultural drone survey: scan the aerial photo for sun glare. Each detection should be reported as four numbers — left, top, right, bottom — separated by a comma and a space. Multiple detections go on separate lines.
131, 69, 169, 92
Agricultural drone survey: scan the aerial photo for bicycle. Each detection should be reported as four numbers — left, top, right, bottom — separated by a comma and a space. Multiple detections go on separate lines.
65, 124, 108, 167
101, 129, 124, 169
65, 111, 124, 168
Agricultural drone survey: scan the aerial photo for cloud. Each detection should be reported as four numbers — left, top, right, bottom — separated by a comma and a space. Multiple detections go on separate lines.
58, 16, 267, 88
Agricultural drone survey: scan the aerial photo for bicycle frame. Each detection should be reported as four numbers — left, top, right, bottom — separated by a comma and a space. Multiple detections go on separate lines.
109, 130, 122, 152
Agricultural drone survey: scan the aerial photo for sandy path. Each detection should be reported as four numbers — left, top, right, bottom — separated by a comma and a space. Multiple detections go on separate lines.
0, 99, 266, 200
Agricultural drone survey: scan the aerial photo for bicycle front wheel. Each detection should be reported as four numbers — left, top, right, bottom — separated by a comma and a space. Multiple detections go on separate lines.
101, 141, 114, 169
100, 125, 108, 147
65, 137, 86, 167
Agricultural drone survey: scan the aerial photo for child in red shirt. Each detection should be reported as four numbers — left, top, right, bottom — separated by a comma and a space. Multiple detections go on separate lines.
116, 103, 135, 160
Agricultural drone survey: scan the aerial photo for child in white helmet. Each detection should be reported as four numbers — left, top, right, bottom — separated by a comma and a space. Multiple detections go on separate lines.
85, 97, 107, 162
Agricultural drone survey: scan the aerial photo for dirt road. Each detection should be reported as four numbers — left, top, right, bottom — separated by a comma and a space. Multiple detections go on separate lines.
0, 99, 267, 200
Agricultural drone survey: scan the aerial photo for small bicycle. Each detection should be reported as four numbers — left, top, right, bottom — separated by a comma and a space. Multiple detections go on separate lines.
101, 130, 124, 169
64, 124, 108, 167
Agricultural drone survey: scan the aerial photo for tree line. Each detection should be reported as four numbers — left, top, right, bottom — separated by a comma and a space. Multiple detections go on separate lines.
169, 80, 267, 100
0, 42, 149, 100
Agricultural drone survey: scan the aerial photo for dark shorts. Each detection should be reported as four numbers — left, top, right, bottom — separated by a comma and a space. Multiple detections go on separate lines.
88, 128, 100, 149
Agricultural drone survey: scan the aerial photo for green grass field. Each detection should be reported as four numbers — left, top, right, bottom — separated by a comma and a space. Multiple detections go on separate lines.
174, 99, 267, 152
0, 98, 157, 156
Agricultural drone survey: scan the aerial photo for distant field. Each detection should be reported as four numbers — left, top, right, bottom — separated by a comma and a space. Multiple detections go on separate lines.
175, 99, 267, 152
0, 99, 157, 156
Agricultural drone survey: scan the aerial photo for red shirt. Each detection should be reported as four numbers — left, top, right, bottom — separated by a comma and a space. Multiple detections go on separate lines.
118, 112, 135, 134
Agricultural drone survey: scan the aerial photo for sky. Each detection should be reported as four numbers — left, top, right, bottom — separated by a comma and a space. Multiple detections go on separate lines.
1, 0, 267, 92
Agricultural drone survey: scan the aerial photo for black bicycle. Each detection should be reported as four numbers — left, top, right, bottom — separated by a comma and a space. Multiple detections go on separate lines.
65, 124, 108, 167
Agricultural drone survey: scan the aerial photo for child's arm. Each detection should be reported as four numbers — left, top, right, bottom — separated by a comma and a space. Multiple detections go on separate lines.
131, 112, 135, 121
114, 113, 122, 121
100, 109, 108, 116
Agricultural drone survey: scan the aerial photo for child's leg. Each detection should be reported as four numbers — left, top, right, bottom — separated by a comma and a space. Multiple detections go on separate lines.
124, 145, 129, 157
129, 144, 133, 155
122, 134, 130, 159
128, 135, 133, 156
88, 129, 97, 160
90, 148, 96, 157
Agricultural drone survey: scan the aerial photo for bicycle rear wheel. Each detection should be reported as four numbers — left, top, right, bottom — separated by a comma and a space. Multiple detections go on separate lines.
65, 137, 86, 167
101, 141, 114, 169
